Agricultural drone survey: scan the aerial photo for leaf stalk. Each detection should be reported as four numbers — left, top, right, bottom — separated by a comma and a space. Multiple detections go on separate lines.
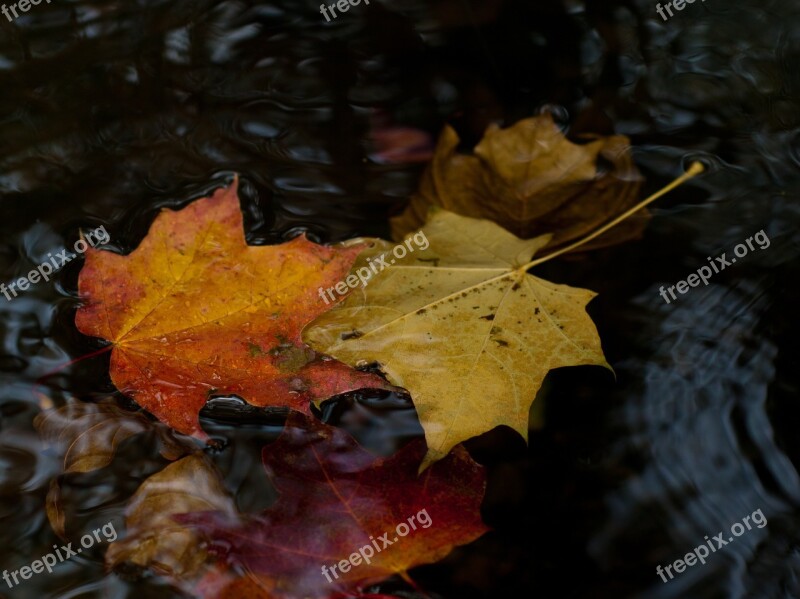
518, 161, 706, 271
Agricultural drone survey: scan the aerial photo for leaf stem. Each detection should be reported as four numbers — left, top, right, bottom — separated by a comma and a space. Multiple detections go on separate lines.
518, 161, 706, 271
32, 344, 113, 401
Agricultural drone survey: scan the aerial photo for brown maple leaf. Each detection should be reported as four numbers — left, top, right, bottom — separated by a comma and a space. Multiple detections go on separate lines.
390, 113, 645, 251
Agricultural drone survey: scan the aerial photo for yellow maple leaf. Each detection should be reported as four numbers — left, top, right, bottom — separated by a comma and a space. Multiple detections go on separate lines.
306, 163, 703, 468
305, 210, 609, 469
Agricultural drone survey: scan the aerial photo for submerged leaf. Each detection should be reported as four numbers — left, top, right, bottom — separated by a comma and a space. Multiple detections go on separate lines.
106, 454, 236, 581
35, 399, 188, 474
34, 399, 191, 538
75, 179, 393, 438
305, 210, 611, 467
391, 113, 644, 251
177, 413, 488, 598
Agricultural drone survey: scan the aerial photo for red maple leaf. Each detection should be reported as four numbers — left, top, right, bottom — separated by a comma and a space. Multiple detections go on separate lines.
179, 413, 489, 598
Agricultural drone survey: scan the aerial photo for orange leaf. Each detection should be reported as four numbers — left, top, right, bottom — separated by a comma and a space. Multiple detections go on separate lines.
75, 179, 393, 438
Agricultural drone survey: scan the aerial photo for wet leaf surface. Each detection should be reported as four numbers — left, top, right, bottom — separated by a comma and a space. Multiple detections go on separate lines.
305, 210, 610, 467
75, 180, 394, 439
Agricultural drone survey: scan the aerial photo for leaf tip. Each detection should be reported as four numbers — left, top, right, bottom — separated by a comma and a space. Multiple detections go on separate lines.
685, 161, 705, 177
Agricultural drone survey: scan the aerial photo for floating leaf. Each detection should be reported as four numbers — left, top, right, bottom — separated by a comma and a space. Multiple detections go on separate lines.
75, 179, 393, 438
305, 209, 611, 468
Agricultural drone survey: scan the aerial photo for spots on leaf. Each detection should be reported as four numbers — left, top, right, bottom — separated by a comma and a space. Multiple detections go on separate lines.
288, 377, 309, 392
341, 330, 364, 341
418, 257, 440, 267
271, 345, 316, 373
489, 326, 508, 347
248, 342, 267, 357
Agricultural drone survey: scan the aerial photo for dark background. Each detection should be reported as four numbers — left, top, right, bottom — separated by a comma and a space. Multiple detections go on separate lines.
0, 0, 799, 597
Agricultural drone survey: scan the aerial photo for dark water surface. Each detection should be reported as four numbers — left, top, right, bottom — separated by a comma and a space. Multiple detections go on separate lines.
1, 0, 799, 598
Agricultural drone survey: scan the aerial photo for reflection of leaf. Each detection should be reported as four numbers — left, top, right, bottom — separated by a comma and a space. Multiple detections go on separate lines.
75, 178, 393, 439
391, 113, 644, 251
106, 454, 236, 581
305, 210, 610, 468
34, 399, 191, 538
177, 413, 488, 598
